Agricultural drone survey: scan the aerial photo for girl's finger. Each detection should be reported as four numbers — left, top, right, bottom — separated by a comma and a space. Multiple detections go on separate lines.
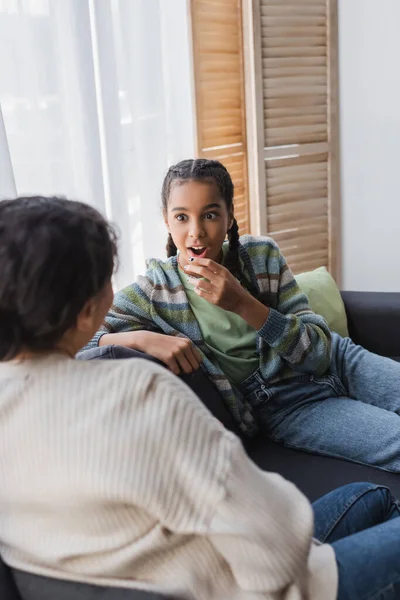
193, 286, 216, 303
184, 264, 216, 280
190, 257, 222, 272
166, 357, 180, 375
185, 346, 201, 371
193, 279, 213, 294
176, 352, 195, 374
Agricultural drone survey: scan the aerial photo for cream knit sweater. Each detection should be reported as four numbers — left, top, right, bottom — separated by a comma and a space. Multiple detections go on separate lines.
0, 355, 337, 600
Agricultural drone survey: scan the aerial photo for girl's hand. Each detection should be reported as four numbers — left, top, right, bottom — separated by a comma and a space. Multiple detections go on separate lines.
184, 258, 249, 313
100, 331, 202, 375
138, 331, 202, 375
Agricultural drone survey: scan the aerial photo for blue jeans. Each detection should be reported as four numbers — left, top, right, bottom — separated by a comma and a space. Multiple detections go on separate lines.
313, 482, 400, 599
239, 333, 400, 472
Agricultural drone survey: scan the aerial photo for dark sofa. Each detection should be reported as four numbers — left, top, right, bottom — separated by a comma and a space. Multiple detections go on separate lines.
2, 291, 400, 599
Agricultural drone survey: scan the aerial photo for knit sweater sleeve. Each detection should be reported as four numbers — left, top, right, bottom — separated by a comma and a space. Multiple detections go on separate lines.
132, 367, 335, 598
209, 441, 318, 597
84, 275, 161, 350
256, 239, 331, 376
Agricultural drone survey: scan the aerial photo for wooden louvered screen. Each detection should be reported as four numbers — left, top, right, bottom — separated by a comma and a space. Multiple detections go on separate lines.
267, 153, 329, 273
245, 0, 340, 278
190, 0, 250, 234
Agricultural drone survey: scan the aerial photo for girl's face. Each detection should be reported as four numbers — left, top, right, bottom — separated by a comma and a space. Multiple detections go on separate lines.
165, 180, 233, 265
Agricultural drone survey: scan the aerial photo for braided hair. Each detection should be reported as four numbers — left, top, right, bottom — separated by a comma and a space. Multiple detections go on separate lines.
161, 158, 255, 293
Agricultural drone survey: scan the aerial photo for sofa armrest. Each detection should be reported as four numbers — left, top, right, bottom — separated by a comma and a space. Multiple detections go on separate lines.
341, 291, 400, 358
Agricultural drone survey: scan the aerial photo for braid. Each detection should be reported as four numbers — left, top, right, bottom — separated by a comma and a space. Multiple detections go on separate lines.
225, 219, 259, 297
225, 218, 247, 287
166, 233, 177, 257
224, 218, 240, 275
228, 218, 240, 252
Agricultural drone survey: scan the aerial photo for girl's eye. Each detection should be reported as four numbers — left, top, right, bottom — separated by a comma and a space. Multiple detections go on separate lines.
175, 214, 188, 222
204, 212, 218, 220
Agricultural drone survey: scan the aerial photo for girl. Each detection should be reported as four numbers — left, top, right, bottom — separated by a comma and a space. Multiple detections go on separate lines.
2, 195, 400, 600
87, 158, 400, 472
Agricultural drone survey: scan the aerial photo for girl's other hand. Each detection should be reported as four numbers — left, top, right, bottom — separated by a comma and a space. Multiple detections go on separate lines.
136, 331, 202, 375
100, 331, 202, 375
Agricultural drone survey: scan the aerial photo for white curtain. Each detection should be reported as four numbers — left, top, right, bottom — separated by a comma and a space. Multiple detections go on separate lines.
0, 0, 195, 288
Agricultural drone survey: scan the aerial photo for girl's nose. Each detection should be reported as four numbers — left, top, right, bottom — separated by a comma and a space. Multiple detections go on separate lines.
189, 221, 205, 239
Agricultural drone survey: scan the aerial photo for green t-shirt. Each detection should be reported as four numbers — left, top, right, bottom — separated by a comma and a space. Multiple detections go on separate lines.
178, 249, 259, 385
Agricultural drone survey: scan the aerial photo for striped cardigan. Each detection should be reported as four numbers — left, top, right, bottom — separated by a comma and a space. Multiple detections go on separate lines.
86, 235, 331, 435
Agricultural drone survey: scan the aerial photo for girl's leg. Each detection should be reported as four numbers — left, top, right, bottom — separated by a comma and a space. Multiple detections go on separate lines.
262, 334, 400, 472
334, 520, 400, 600
313, 483, 400, 600
254, 372, 400, 472
330, 333, 400, 413
312, 482, 400, 544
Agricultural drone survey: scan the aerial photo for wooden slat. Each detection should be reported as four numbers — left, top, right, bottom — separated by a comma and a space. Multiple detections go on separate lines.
270, 216, 328, 243
262, 27, 326, 38
262, 16, 326, 26
265, 0, 326, 5
263, 56, 327, 68
265, 105, 327, 118
289, 254, 329, 275
268, 198, 328, 225
263, 66, 327, 77
261, 7, 327, 18
282, 236, 329, 261
261, 46, 326, 59
266, 114, 326, 129
266, 151, 328, 169
268, 180, 328, 203
267, 162, 327, 183
263, 75, 327, 88
265, 124, 327, 146
285, 248, 329, 264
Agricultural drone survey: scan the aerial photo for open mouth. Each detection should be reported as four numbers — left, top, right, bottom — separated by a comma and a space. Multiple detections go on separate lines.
187, 246, 207, 259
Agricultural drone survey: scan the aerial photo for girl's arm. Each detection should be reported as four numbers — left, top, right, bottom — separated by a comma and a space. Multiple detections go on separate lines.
238, 241, 331, 376
84, 280, 202, 374
184, 240, 331, 376
84, 280, 160, 350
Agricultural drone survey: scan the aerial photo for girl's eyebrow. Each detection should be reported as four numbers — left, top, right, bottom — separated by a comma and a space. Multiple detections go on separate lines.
171, 203, 222, 212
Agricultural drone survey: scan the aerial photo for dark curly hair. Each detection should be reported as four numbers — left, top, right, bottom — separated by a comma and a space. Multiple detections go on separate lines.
161, 158, 247, 287
0, 196, 118, 361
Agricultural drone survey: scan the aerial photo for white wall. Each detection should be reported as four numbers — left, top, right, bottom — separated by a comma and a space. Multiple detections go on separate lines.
339, 0, 400, 291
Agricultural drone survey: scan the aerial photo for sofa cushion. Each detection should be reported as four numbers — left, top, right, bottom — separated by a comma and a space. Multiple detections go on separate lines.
297, 266, 349, 337
245, 436, 400, 502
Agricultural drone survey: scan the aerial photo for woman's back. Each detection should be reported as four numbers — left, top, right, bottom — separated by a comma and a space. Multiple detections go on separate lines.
0, 354, 234, 597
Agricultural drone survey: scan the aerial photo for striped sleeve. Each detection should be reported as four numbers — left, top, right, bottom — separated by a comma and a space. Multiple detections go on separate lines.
83, 276, 161, 350
257, 241, 331, 376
